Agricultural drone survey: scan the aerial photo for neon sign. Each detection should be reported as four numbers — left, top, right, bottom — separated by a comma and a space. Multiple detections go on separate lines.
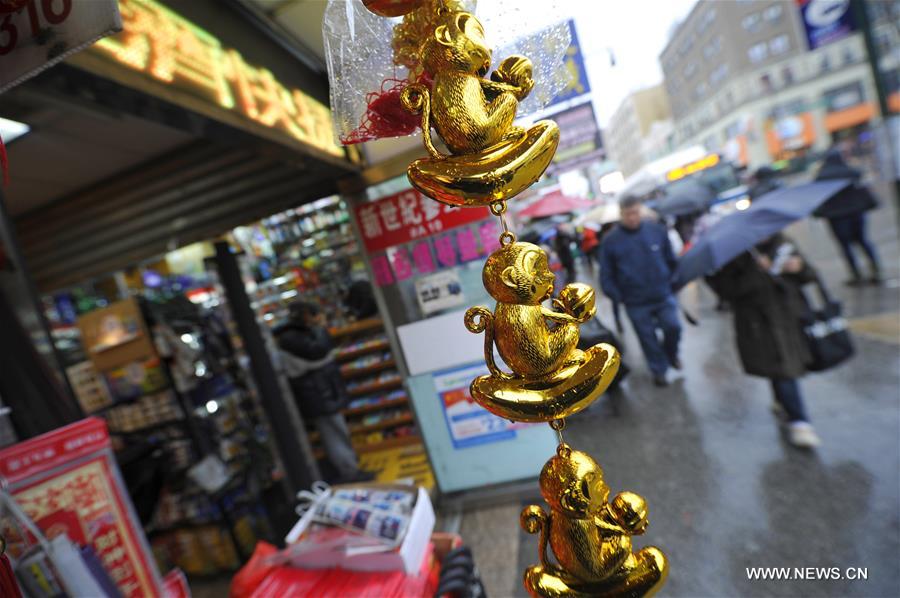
666, 153, 720, 181
91, 0, 344, 157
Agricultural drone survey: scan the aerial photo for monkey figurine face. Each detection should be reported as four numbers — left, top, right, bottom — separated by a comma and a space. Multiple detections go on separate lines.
422, 11, 491, 78
482, 242, 555, 306
540, 446, 611, 519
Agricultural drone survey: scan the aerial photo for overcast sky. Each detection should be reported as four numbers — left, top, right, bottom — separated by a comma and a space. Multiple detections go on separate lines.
562, 0, 697, 126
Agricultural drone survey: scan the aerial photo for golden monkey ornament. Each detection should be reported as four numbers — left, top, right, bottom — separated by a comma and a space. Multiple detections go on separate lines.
357, 1, 668, 595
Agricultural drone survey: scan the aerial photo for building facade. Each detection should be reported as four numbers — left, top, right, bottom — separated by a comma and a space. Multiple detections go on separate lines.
660, 0, 889, 169
604, 84, 673, 177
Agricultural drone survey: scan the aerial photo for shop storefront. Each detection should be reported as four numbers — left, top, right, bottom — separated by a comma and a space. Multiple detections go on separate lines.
0, 0, 368, 588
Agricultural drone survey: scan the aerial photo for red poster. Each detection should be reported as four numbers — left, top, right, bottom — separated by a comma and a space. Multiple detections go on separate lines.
355, 190, 489, 252
0, 418, 162, 597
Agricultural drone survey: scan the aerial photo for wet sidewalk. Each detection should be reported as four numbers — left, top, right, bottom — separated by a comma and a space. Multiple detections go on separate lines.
460, 193, 900, 597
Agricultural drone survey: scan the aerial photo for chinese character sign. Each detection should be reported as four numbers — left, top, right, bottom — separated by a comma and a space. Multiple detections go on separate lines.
355, 190, 489, 253
91, 0, 342, 157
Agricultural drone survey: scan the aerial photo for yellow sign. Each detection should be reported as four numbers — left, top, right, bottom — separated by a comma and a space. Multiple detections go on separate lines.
91, 0, 344, 157
666, 153, 720, 181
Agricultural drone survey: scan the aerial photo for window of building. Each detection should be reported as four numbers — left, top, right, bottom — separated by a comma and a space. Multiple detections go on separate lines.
696, 7, 717, 35
824, 82, 865, 112
683, 62, 698, 79
695, 82, 708, 99
748, 42, 768, 63
768, 98, 806, 120
764, 3, 783, 21
769, 34, 790, 55
725, 121, 741, 139
842, 46, 856, 64
742, 12, 761, 32
782, 66, 794, 85
703, 35, 722, 59
710, 63, 729, 85
760, 73, 773, 93
820, 53, 832, 72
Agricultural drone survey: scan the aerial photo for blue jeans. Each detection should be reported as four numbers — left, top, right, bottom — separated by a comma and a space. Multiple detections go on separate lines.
771, 378, 809, 423
625, 297, 681, 377
828, 214, 880, 278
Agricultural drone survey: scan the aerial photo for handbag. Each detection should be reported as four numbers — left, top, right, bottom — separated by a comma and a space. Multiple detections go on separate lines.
801, 278, 854, 372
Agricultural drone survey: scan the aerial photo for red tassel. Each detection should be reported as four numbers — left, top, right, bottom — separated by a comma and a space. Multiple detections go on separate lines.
341, 75, 433, 145
0, 554, 24, 598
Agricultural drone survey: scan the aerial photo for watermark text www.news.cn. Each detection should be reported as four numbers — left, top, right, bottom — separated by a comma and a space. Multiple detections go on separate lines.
746, 567, 868, 581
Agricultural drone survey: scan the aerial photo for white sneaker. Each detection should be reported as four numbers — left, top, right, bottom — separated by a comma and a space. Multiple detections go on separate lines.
788, 422, 821, 448
665, 369, 684, 383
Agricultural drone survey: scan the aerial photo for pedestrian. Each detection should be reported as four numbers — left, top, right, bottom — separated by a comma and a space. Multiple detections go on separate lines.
707, 234, 821, 448
599, 196, 681, 387
554, 224, 576, 285
580, 225, 600, 275
813, 148, 881, 286
748, 166, 781, 200
274, 301, 374, 482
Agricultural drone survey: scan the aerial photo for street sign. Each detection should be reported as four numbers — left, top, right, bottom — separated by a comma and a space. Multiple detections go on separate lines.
0, 0, 121, 93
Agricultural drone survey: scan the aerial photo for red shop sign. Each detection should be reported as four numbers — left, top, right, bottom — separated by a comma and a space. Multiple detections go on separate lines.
355, 190, 489, 253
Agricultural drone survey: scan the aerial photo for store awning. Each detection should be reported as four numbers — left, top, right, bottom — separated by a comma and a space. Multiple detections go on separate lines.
15, 139, 343, 292
824, 102, 876, 132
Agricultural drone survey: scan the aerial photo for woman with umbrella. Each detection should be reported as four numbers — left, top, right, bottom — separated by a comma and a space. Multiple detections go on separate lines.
707, 234, 821, 448
672, 180, 856, 449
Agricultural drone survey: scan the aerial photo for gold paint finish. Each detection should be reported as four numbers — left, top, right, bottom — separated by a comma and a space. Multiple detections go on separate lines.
400, 8, 559, 206
521, 444, 669, 597
464, 243, 620, 422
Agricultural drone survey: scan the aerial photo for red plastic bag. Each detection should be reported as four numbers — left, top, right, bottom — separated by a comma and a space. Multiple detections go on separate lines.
230, 542, 279, 598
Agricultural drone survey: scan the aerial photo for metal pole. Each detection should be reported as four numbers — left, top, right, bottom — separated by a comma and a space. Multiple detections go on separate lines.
851, 0, 900, 221
212, 240, 317, 494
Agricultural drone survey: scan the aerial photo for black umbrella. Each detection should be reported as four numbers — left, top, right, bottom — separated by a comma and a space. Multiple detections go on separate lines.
649, 180, 716, 217
672, 179, 852, 290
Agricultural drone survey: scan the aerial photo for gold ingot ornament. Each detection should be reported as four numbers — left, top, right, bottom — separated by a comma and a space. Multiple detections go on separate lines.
521, 444, 668, 597
399, 8, 560, 207
357, 2, 668, 595
464, 242, 620, 423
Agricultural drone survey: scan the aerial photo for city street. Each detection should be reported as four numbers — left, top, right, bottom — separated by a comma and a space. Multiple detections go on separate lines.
460, 192, 899, 597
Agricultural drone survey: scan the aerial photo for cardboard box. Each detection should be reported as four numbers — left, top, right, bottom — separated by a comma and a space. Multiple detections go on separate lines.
286, 485, 435, 575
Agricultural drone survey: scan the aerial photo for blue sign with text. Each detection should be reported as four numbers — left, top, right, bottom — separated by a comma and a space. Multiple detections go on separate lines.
548, 20, 591, 107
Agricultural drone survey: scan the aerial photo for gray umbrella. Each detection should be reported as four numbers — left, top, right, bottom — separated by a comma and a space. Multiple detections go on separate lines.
672, 179, 852, 290
650, 180, 717, 216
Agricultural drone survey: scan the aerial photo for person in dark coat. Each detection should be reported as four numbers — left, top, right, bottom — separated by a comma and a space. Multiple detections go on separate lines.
554, 224, 577, 284
748, 166, 781, 200
600, 196, 681, 386
274, 301, 372, 482
345, 280, 378, 320
813, 149, 880, 285
708, 234, 820, 448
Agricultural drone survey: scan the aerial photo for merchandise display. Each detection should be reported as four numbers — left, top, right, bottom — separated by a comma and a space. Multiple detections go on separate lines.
233, 198, 433, 485
69, 297, 279, 579
347, 2, 669, 595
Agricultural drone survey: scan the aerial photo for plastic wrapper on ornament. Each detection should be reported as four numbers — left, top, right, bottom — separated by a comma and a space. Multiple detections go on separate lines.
323, 0, 572, 145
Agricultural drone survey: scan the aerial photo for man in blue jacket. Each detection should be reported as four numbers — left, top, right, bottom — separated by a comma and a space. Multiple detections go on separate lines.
600, 197, 681, 386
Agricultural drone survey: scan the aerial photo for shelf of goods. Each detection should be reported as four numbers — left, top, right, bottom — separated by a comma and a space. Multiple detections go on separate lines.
308, 318, 424, 463
73, 298, 273, 578
244, 199, 431, 486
